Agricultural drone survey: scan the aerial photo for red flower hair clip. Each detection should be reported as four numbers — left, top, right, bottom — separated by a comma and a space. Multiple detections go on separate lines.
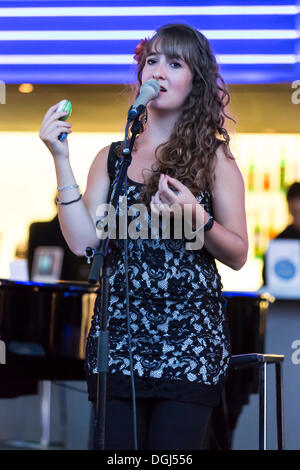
133, 37, 149, 64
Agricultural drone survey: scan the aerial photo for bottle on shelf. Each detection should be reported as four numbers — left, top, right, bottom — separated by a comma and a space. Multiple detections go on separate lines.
268, 209, 277, 240
263, 173, 270, 191
280, 157, 286, 192
254, 220, 262, 259
268, 221, 277, 240
248, 162, 255, 191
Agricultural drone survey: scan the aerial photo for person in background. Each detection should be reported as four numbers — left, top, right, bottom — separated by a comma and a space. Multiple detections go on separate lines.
27, 198, 90, 282
262, 182, 300, 285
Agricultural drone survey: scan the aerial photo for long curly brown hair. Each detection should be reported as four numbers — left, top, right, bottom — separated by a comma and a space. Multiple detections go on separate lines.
118, 23, 235, 206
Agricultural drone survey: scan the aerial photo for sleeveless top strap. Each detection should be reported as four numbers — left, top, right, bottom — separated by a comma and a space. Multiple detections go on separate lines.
215, 138, 225, 150
107, 141, 122, 179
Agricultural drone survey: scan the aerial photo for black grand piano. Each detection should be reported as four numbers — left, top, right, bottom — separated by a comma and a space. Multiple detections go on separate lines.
0, 278, 272, 449
0, 279, 96, 384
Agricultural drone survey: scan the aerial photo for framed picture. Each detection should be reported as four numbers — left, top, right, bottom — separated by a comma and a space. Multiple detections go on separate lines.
31, 246, 64, 283
266, 239, 300, 289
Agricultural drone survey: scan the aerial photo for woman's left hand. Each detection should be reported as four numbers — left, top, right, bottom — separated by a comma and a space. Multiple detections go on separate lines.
150, 174, 202, 221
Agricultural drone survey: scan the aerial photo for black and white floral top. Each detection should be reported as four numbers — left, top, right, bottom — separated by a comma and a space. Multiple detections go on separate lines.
85, 142, 231, 406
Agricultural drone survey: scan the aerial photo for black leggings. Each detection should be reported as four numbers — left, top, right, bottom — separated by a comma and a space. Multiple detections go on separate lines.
92, 397, 212, 450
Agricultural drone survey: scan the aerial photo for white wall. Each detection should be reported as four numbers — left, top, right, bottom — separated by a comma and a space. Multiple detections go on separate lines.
0, 131, 123, 278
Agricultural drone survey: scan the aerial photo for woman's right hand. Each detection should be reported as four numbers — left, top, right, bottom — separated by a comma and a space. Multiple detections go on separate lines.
39, 102, 73, 161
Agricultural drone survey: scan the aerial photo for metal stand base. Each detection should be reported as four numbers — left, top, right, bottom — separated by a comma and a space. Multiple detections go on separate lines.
230, 353, 285, 450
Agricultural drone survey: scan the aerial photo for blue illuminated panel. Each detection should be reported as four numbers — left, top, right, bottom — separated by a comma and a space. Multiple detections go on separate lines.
0, 0, 299, 84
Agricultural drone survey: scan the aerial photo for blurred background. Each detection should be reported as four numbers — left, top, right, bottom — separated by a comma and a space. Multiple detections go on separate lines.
1, 83, 300, 290
1, 0, 300, 290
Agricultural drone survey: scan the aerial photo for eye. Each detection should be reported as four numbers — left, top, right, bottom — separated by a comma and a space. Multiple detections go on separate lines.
170, 61, 182, 69
146, 58, 156, 65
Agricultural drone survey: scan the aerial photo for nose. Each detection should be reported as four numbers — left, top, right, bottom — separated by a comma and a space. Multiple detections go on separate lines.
152, 62, 166, 80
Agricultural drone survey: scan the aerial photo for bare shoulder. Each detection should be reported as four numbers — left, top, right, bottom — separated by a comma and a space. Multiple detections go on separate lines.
212, 144, 245, 206
90, 144, 111, 173
85, 144, 111, 187
212, 143, 247, 239
214, 143, 244, 189
96, 144, 111, 159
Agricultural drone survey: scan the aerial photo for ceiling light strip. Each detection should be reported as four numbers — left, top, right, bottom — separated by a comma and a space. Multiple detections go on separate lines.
0, 6, 297, 17
0, 54, 296, 64
0, 29, 297, 40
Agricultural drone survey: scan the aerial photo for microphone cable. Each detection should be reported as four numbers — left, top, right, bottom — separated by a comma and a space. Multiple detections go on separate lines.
123, 174, 138, 451
123, 128, 138, 451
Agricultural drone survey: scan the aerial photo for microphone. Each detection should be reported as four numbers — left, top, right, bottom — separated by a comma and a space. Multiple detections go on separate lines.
127, 79, 160, 121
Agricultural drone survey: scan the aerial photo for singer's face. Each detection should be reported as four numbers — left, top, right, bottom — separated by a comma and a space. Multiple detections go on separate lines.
141, 48, 193, 113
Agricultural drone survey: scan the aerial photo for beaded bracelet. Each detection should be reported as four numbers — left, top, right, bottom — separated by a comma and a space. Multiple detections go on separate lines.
194, 215, 214, 233
56, 194, 82, 205
193, 221, 206, 233
57, 183, 79, 192
204, 215, 214, 231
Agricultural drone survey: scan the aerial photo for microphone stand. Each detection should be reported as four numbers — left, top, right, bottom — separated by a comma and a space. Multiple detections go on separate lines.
87, 110, 143, 450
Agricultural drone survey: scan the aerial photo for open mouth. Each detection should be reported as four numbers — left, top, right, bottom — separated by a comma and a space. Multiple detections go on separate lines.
160, 86, 167, 92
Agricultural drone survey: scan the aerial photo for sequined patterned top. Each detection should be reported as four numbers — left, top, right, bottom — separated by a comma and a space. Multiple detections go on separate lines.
85, 142, 231, 406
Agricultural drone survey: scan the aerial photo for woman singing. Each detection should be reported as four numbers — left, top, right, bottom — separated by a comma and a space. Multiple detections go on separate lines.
39, 23, 248, 450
